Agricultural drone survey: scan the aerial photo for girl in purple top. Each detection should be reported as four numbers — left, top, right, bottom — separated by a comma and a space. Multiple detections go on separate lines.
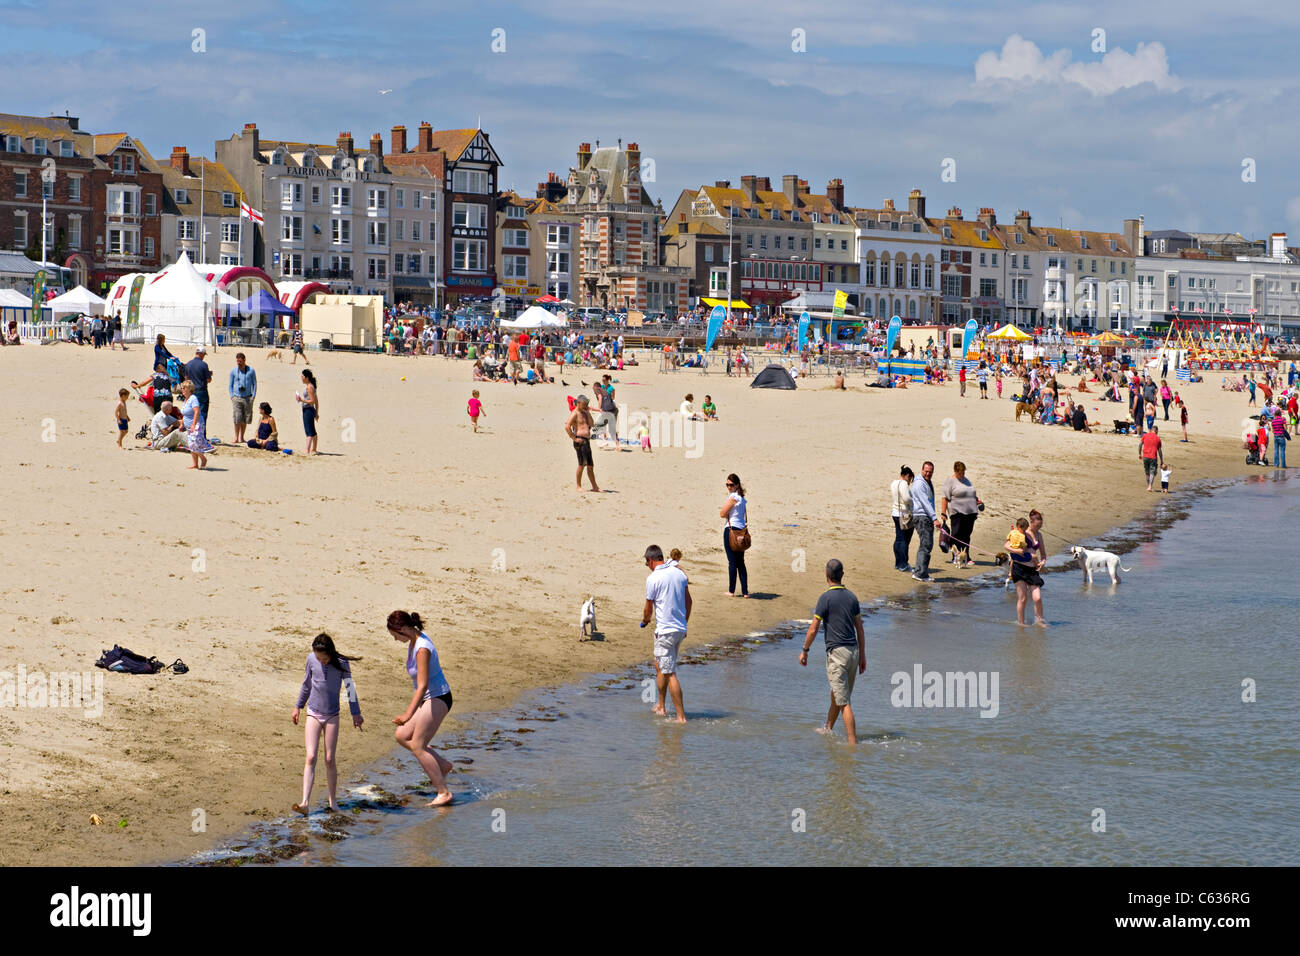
291, 634, 364, 815
387, 610, 455, 807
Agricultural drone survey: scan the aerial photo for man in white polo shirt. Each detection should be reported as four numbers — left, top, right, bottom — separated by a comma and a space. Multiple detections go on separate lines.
640, 544, 692, 723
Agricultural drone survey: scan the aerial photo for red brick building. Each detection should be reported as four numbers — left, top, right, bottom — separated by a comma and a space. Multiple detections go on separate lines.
0, 113, 95, 286
386, 122, 503, 304
86, 133, 164, 293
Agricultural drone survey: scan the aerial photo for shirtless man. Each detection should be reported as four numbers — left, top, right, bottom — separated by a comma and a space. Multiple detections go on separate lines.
565, 394, 600, 492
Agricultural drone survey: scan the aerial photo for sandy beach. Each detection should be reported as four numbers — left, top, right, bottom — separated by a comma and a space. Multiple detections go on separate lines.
0, 341, 1259, 865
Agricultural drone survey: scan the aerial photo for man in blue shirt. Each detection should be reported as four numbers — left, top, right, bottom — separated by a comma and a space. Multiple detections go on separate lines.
184, 347, 213, 426
229, 352, 258, 444
910, 461, 938, 582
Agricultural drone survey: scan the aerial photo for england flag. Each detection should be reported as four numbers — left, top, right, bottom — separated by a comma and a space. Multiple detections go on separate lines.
240, 201, 263, 224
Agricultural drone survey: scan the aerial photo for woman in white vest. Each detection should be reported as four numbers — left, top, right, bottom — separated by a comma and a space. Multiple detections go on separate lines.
891, 466, 915, 572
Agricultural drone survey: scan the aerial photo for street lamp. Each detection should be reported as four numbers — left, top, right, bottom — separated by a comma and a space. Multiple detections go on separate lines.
39, 161, 56, 271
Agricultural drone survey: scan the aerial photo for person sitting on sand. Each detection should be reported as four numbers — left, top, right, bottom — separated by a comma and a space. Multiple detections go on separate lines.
247, 402, 279, 451
4, 320, 18, 346
702, 396, 718, 420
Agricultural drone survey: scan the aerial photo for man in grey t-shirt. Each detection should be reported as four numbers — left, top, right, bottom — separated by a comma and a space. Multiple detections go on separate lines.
799, 559, 865, 744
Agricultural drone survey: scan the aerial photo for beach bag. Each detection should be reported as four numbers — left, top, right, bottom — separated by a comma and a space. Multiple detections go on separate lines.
729, 526, 752, 552
95, 645, 164, 674
938, 519, 953, 553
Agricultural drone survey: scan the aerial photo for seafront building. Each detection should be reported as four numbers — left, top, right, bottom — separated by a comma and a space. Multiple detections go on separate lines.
560, 140, 687, 314
1134, 227, 1300, 338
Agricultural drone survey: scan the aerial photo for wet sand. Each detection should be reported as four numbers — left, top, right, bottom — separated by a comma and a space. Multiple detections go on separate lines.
0, 342, 1255, 864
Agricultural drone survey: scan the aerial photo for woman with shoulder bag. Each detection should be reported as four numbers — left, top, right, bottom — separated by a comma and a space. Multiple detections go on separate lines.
891, 466, 915, 572
720, 472, 750, 597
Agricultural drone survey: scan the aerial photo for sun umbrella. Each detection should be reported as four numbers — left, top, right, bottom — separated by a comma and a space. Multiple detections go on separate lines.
987, 324, 1032, 341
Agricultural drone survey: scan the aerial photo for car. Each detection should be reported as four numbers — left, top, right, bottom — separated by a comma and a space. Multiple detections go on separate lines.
577, 307, 605, 322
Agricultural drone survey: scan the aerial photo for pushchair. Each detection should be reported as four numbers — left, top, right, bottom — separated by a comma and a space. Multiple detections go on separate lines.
1245, 436, 1262, 465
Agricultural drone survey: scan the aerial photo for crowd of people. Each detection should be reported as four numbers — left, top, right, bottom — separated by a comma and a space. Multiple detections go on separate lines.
123, 333, 321, 465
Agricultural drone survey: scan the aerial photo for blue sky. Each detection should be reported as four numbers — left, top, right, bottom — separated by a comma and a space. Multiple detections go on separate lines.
5, 0, 1300, 239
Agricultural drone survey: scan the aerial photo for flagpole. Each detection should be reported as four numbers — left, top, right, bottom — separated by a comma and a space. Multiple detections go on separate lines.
199, 161, 205, 264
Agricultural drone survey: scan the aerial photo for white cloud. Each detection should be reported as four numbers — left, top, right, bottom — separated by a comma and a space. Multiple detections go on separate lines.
975, 34, 1181, 95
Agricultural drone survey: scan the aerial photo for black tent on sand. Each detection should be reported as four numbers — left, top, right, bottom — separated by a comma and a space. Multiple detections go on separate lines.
750, 364, 797, 389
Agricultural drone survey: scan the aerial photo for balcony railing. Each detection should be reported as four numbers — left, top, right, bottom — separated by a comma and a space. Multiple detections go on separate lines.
302, 268, 354, 280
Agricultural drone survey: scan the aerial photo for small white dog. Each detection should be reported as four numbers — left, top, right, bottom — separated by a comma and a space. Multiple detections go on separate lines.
579, 596, 596, 640
1069, 546, 1132, 585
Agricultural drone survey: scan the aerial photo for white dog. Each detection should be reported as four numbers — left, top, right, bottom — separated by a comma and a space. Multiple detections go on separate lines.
1069, 546, 1132, 585
579, 596, 596, 640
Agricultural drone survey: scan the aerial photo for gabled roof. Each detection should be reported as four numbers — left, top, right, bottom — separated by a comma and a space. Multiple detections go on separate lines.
93, 133, 130, 156
385, 151, 446, 181
1039, 227, 1131, 257
137, 142, 244, 213
925, 216, 1004, 249
567, 147, 655, 208
0, 113, 90, 153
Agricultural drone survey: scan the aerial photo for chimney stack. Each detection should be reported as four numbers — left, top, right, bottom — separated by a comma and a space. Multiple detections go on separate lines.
882, 198, 896, 212
417, 122, 433, 153
909, 189, 926, 220
741, 175, 758, 203
978, 207, 996, 227
826, 178, 844, 208
170, 146, 191, 177
714, 180, 731, 189
370, 132, 383, 157
756, 176, 771, 192
391, 125, 407, 155
946, 206, 962, 219
1272, 232, 1288, 258
243, 122, 259, 152
336, 132, 354, 157
626, 142, 641, 205
782, 174, 799, 204
1015, 210, 1031, 230
577, 142, 592, 170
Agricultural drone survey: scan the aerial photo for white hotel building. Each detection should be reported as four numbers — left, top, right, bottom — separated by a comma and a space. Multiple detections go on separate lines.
1134, 231, 1300, 338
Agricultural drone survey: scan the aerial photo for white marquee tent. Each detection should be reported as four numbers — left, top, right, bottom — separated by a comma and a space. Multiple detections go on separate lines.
136, 251, 217, 347
499, 305, 568, 329
0, 288, 32, 307
46, 285, 106, 317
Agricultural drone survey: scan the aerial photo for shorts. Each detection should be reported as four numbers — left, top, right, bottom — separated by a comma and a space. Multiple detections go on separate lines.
640, 435, 651, 449
509, 359, 522, 374
826, 645, 859, 706
1143, 456, 1159, 478
117, 419, 128, 432
979, 380, 988, 391
653, 629, 686, 675
292, 343, 304, 354
232, 396, 253, 424
306, 709, 338, 723
573, 437, 593, 466
303, 405, 318, 437
1010, 560, 1044, 589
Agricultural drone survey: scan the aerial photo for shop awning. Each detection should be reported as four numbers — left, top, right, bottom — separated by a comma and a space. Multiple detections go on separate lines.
700, 297, 751, 309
